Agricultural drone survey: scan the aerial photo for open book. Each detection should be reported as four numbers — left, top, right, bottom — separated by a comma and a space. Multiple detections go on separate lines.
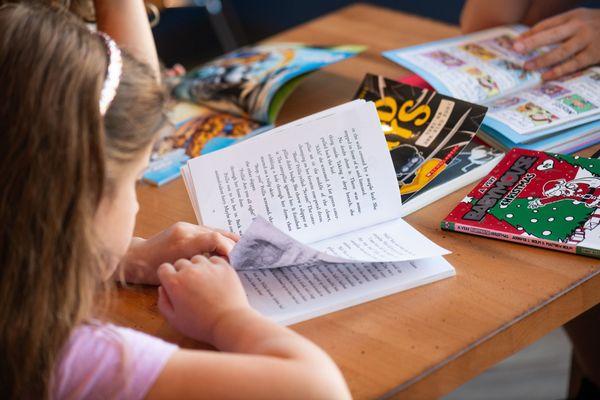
181, 100, 455, 324
144, 43, 363, 185
383, 26, 600, 153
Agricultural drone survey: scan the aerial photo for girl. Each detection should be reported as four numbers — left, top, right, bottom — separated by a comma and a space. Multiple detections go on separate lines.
0, 3, 351, 399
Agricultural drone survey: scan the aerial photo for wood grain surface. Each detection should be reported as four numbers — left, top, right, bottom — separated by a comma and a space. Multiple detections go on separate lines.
109, 4, 600, 399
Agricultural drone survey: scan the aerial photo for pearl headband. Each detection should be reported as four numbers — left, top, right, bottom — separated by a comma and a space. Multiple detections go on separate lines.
97, 32, 122, 116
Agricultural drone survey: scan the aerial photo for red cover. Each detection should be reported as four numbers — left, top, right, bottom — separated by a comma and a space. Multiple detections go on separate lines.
442, 148, 600, 258
397, 74, 434, 90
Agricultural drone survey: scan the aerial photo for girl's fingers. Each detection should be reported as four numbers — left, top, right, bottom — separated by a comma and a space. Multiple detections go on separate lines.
157, 286, 176, 321
210, 233, 237, 255
192, 232, 236, 256
173, 258, 192, 270
205, 226, 241, 242
525, 36, 587, 70
515, 21, 578, 54
209, 255, 228, 265
157, 263, 178, 293
190, 254, 208, 264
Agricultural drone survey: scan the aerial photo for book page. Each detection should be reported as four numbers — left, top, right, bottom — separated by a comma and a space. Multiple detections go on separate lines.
229, 216, 448, 269
239, 256, 455, 325
486, 67, 600, 136
309, 217, 449, 262
187, 101, 402, 243
383, 26, 543, 103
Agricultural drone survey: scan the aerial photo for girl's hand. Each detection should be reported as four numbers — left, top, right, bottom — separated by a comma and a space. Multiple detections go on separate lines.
157, 255, 250, 343
117, 222, 239, 285
514, 8, 600, 80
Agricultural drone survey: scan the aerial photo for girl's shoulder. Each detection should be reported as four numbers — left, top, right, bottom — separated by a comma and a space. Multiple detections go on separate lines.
53, 321, 178, 400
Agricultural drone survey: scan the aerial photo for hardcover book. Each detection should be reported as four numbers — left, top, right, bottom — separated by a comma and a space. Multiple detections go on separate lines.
442, 148, 600, 258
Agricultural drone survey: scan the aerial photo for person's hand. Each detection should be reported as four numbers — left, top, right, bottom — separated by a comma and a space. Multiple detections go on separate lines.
157, 255, 251, 343
513, 8, 600, 80
116, 222, 239, 285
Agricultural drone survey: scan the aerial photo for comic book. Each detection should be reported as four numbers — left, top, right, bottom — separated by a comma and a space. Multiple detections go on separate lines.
354, 73, 488, 202
174, 43, 364, 123
399, 137, 503, 216
442, 148, 600, 258
382, 26, 600, 153
143, 43, 363, 185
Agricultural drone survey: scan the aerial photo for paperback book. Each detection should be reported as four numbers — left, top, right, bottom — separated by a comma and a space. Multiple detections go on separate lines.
383, 26, 600, 153
442, 148, 600, 258
181, 100, 455, 324
144, 43, 363, 185
354, 73, 488, 202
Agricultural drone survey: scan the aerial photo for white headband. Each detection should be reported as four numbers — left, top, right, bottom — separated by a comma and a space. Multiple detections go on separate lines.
97, 32, 122, 115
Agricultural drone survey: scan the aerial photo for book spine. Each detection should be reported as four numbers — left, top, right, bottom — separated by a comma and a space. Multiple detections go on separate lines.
440, 220, 593, 257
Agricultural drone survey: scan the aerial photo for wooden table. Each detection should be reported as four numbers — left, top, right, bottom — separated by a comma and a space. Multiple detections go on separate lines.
110, 4, 600, 399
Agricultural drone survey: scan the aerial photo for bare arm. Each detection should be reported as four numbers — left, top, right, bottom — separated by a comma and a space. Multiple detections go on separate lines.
460, 0, 532, 33
147, 310, 351, 399
93, 0, 160, 79
146, 256, 351, 399
460, 0, 581, 33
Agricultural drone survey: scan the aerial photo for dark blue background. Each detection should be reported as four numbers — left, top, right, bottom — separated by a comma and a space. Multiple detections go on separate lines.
153, 0, 597, 68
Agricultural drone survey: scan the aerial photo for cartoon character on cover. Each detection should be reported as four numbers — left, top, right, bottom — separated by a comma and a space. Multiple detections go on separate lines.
459, 144, 498, 173
528, 177, 600, 209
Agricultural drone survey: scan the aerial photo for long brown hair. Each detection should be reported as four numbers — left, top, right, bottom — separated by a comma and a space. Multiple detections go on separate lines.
0, 3, 167, 398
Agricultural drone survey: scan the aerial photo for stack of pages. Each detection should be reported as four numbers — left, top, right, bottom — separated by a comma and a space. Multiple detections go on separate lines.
182, 100, 455, 325
383, 26, 600, 153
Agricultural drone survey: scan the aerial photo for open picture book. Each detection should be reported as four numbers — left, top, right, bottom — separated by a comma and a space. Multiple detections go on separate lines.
383, 26, 600, 153
181, 100, 455, 325
144, 43, 363, 185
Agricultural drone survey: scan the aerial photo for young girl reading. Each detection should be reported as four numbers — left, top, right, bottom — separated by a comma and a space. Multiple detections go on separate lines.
0, 3, 351, 399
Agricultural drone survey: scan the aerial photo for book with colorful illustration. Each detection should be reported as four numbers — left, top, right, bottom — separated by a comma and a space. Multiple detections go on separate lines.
354, 73, 488, 203
382, 26, 600, 153
144, 43, 363, 185
442, 148, 600, 258
399, 137, 503, 216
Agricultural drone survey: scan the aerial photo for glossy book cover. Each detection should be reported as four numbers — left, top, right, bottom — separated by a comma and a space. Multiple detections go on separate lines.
355, 73, 488, 201
442, 148, 600, 258
174, 43, 364, 123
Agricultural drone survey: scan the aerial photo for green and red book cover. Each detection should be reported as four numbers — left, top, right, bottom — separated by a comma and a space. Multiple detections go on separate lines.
441, 148, 600, 258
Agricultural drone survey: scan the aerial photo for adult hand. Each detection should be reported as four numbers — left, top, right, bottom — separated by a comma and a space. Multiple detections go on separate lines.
116, 222, 239, 285
514, 8, 600, 80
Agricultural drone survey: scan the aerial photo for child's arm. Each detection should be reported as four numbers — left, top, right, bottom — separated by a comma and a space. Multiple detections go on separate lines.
93, 0, 160, 79
145, 256, 351, 399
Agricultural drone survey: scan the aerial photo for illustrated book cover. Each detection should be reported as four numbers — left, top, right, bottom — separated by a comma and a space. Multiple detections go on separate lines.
442, 148, 600, 258
354, 73, 488, 202
144, 43, 363, 185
